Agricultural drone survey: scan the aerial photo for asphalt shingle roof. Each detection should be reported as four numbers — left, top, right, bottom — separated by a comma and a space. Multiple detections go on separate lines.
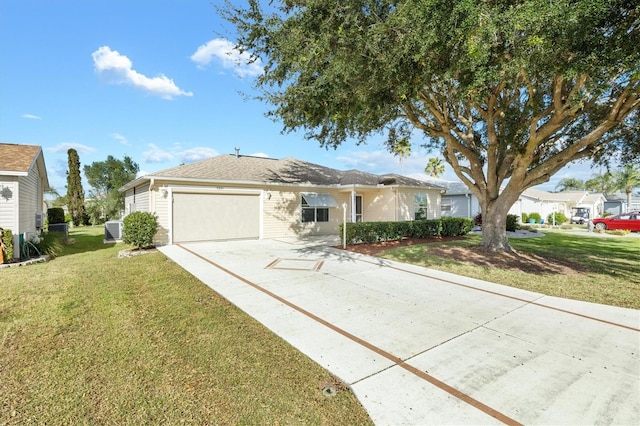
146, 154, 442, 189
0, 143, 42, 173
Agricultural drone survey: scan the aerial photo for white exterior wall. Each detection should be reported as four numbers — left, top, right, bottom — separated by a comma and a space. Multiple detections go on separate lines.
263, 187, 349, 238
18, 165, 41, 236
0, 178, 18, 232
396, 189, 442, 220
359, 188, 396, 222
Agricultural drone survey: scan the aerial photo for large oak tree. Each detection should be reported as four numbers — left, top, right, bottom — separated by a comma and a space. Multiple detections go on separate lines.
223, 0, 639, 251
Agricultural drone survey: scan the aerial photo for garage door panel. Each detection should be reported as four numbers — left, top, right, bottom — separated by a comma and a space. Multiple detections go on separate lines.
173, 193, 260, 243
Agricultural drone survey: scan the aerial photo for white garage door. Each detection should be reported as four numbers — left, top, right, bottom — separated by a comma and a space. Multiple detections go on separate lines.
173, 192, 260, 243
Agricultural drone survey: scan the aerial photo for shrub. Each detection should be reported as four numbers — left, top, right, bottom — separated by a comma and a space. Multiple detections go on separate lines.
1, 228, 14, 262
35, 231, 65, 258
474, 212, 482, 226
521, 212, 529, 224
528, 212, 542, 223
547, 212, 568, 225
47, 208, 65, 225
441, 217, 474, 236
506, 214, 520, 232
123, 212, 159, 250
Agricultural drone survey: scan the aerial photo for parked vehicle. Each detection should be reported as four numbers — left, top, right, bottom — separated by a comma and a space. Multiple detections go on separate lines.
570, 207, 590, 224
592, 211, 640, 232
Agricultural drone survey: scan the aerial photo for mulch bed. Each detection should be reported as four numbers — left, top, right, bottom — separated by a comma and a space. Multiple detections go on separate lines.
336, 237, 586, 275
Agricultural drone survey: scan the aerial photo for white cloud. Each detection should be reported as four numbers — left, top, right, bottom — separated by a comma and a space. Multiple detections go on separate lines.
191, 38, 263, 78
143, 143, 174, 163
250, 152, 269, 158
178, 147, 218, 163
111, 133, 129, 145
22, 113, 41, 120
92, 46, 193, 99
47, 143, 96, 154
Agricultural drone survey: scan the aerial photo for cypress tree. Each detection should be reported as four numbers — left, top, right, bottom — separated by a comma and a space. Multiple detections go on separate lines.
66, 148, 85, 226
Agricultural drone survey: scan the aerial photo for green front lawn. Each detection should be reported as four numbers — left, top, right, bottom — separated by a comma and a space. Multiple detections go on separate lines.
381, 230, 640, 309
0, 226, 372, 425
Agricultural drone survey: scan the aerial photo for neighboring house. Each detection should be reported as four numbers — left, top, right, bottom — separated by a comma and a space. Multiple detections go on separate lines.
412, 174, 608, 223
511, 189, 606, 222
604, 192, 640, 214
120, 154, 445, 245
0, 143, 50, 259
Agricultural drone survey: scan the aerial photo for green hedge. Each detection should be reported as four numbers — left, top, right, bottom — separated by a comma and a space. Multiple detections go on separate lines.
1, 228, 14, 262
339, 217, 473, 245
47, 207, 65, 225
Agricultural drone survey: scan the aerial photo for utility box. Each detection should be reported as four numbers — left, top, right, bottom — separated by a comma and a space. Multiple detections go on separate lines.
104, 220, 123, 243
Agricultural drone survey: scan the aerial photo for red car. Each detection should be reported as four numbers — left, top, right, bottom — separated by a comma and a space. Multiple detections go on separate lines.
592, 211, 640, 232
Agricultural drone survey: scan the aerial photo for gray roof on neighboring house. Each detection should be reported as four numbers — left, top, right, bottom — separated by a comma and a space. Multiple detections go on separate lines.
124, 154, 444, 190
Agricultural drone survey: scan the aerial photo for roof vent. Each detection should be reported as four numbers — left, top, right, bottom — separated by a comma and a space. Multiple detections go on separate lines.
234, 147, 240, 158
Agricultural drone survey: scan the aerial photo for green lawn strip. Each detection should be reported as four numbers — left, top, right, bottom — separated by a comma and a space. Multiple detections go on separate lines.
1, 226, 372, 425
381, 231, 640, 309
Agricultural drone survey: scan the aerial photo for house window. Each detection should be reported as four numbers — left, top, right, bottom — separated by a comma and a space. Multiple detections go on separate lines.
414, 193, 428, 220
301, 193, 337, 223
355, 195, 363, 222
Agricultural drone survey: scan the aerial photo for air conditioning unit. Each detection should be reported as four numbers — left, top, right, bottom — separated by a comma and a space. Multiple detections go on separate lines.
35, 212, 44, 228
104, 220, 123, 243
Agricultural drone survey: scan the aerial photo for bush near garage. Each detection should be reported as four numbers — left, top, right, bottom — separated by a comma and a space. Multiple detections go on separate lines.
122, 212, 159, 250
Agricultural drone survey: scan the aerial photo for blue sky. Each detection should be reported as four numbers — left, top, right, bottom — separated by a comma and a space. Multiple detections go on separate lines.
1, 0, 599, 194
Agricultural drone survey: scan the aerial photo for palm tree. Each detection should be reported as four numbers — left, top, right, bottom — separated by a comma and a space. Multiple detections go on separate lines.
554, 178, 586, 192
585, 171, 615, 194
424, 157, 445, 178
613, 165, 640, 210
392, 138, 412, 162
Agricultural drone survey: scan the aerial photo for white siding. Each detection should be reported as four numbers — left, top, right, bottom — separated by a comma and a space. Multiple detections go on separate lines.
124, 184, 150, 215
0, 179, 18, 231
263, 188, 348, 238
18, 165, 41, 235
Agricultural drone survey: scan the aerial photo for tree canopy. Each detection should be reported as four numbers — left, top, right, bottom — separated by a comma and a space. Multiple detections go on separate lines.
84, 155, 139, 220
223, 0, 640, 251
66, 148, 85, 226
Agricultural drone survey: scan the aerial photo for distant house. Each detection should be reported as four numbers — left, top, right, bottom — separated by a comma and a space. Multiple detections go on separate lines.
120, 154, 445, 246
412, 175, 609, 223
604, 192, 640, 215
510, 189, 606, 223
0, 143, 50, 259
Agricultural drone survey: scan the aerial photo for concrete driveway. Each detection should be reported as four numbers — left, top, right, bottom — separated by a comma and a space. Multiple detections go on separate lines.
159, 238, 639, 425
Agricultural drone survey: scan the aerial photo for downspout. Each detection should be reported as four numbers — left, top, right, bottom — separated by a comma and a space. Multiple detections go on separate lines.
466, 193, 471, 218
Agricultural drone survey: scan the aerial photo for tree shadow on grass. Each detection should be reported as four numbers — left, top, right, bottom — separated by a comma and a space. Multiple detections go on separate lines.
56, 227, 121, 257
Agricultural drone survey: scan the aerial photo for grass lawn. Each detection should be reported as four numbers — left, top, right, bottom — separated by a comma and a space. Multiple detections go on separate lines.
378, 230, 640, 309
380, 230, 640, 309
0, 226, 373, 425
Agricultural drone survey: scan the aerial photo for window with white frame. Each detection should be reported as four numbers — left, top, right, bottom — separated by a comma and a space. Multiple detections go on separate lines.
414, 193, 428, 220
301, 193, 336, 223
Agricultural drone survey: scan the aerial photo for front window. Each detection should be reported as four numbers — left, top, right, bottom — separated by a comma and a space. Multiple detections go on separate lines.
301, 193, 336, 223
355, 195, 363, 222
414, 193, 428, 220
